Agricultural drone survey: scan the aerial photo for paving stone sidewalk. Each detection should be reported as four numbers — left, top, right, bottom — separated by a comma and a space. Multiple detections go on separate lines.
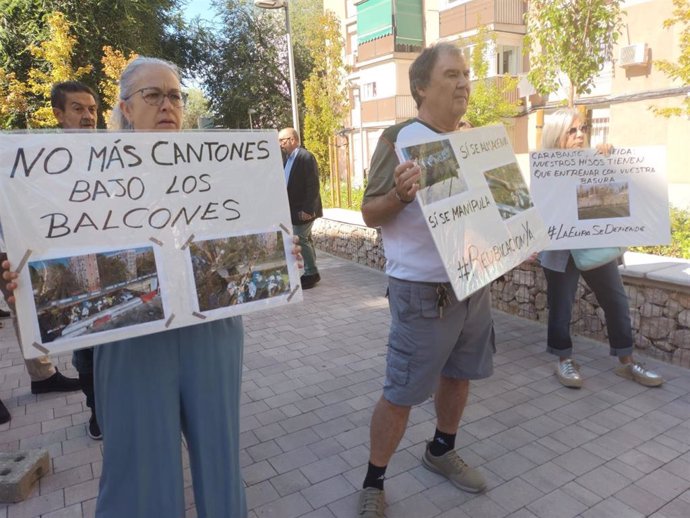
1, 252, 689, 518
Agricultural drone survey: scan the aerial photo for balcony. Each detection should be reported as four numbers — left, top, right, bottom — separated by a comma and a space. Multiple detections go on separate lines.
440, 0, 526, 38
472, 75, 522, 107
360, 95, 418, 124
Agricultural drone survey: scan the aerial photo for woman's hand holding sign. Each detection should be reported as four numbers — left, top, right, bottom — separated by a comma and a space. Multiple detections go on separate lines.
1, 260, 17, 305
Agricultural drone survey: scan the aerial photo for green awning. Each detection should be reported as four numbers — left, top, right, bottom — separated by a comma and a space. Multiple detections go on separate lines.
357, 0, 393, 45
395, 0, 423, 47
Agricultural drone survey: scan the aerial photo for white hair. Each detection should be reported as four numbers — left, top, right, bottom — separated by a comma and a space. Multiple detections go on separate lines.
109, 56, 181, 130
541, 108, 579, 150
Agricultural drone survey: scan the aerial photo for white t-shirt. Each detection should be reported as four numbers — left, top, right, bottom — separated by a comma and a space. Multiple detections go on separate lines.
364, 119, 449, 282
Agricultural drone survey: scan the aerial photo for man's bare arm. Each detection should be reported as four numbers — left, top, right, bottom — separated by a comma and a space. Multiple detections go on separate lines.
362, 160, 421, 228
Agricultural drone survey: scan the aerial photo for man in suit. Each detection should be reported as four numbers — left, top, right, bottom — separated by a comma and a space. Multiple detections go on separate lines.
279, 128, 323, 289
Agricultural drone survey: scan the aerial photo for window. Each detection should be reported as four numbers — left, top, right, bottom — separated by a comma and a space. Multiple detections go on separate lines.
361, 82, 377, 100
496, 45, 520, 75
590, 109, 610, 147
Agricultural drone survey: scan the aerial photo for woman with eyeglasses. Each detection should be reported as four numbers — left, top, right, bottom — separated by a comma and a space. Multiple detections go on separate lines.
69, 56, 246, 518
539, 108, 663, 389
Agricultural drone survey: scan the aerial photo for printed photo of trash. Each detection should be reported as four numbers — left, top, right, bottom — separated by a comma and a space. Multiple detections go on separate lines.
577, 182, 631, 220
483, 162, 534, 220
401, 139, 468, 205
29, 247, 163, 344
190, 231, 291, 312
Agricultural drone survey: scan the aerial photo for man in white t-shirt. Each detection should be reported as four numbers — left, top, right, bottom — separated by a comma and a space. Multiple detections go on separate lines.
357, 43, 495, 518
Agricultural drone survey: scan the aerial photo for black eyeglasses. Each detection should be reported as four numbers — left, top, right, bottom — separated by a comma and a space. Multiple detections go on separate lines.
123, 87, 187, 108
567, 124, 589, 136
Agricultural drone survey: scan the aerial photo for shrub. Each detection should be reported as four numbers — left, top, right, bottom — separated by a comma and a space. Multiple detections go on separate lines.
631, 206, 690, 259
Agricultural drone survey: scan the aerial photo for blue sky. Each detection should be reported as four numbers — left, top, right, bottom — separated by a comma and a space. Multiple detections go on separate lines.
182, 0, 217, 22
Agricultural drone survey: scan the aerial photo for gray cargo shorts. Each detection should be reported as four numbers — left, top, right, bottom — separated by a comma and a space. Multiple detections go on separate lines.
384, 276, 495, 407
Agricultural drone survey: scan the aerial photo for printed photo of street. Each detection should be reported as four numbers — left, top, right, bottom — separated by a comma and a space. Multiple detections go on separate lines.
577, 181, 631, 220
29, 247, 163, 344
483, 162, 534, 220
401, 139, 468, 205
190, 231, 290, 312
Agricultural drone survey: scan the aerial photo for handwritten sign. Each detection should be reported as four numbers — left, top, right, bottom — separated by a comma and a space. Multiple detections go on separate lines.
397, 125, 549, 300
529, 147, 670, 249
0, 131, 302, 358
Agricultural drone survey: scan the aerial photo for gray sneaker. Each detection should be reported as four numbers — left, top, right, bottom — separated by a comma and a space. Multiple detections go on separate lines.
357, 487, 384, 518
422, 445, 487, 493
615, 361, 663, 387
556, 358, 583, 388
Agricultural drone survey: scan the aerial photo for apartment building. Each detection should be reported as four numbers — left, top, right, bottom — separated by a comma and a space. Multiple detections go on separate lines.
324, 0, 689, 206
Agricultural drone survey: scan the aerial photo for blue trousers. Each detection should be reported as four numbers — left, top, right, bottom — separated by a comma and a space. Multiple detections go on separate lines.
294, 220, 318, 276
94, 317, 246, 518
543, 257, 633, 359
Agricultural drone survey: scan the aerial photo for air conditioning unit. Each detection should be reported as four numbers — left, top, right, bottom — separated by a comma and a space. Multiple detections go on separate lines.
618, 43, 648, 67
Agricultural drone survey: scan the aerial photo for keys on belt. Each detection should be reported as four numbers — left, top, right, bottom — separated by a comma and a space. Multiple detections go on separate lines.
436, 284, 450, 319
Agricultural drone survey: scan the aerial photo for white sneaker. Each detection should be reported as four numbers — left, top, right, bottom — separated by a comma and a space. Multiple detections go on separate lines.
556, 359, 583, 388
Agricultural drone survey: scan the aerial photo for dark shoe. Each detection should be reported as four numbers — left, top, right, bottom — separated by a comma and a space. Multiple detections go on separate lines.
31, 369, 81, 394
0, 399, 10, 424
0, 309, 10, 318
88, 413, 102, 440
301, 273, 321, 290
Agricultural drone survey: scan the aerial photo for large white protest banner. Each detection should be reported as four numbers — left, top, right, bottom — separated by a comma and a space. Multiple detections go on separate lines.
529, 147, 670, 249
0, 130, 302, 358
396, 125, 549, 301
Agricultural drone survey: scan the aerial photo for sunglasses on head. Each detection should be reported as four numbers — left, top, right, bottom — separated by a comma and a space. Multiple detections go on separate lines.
567, 124, 589, 136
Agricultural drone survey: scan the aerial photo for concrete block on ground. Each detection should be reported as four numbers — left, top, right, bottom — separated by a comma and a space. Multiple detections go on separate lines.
0, 449, 50, 502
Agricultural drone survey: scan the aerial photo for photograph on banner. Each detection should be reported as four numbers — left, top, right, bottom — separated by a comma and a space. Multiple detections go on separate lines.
189, 230, 292, 314
399, 139, 468, 205
397, 125, 549, 300
0, 130, 301, 358
28, 246, 164, 344
529, 146, 669, 249
483, 162, 534, 220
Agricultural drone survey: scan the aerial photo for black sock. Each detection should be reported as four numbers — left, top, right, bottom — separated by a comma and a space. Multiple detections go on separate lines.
429, 429, 456, 456
363, 462, 387, 490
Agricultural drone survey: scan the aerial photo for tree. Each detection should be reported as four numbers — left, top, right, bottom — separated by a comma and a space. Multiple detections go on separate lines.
26, 11, 92, 127
97, 255, 128, 288
0, 68, 28, 128
182, 87, 210, 129
200, 0, 321, 130
461, 26, 520, 127
302, 10, 349, 177
652, 0, 690, 117
100, 46, 138, 119
0, 0, 194, 128
524, 0, 623, 107
200, 0, 290, 129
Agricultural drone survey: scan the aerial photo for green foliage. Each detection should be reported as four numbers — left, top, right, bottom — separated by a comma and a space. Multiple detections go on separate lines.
524, 0, 623, 106
182, 88, 210, 129
200, 0, 321, 130
651, 0, 690, 118
461, 26, 520, 127
0, 0, 191, 128
303, 10, 349, 178
631, 206, 690, 259
321, 183, 365, 211
200, 0, 289, 129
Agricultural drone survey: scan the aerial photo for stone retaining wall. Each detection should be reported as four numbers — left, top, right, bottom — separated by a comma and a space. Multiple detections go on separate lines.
313, 215, 690, 368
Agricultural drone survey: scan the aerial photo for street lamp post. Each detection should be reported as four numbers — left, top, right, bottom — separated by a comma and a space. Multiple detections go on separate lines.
248, 108, 257, 129
254, 0, 300, 136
